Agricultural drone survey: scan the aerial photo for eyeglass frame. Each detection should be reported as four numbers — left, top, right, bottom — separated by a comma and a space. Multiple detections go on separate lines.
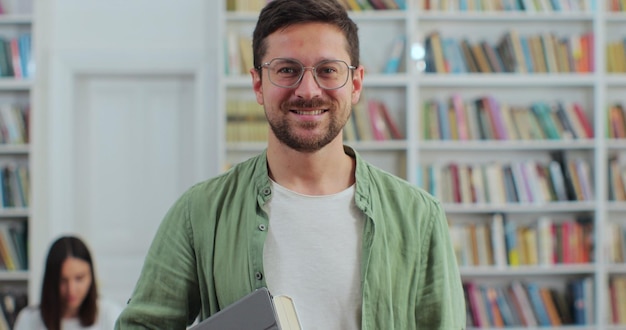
255, 58, 357, 90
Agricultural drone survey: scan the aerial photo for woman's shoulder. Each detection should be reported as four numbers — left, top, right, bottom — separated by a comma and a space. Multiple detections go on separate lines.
97, 298, 124, 326
17, 305, 40, 315
14, 306, 44, 330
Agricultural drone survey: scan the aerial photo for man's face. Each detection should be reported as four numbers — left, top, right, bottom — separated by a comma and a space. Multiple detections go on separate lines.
252, 22, 363, 152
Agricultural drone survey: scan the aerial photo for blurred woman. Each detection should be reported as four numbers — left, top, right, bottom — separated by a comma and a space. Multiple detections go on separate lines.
14, 235, 122, 330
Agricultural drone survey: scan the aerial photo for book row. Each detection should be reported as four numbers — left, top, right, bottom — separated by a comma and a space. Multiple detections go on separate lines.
608, 102, 626, 139
422, 95, 593, 141
338, 0, 407, 10
0, 33, 32, 79
0, 104, 28, 145
608, 0, 626, 11
609, 276, 626, 324
609, 155, 626, 201
424, 30, 593, 74
226, 0, 406, 12
607, 222, 626, 263
225, 0, 267, 12
226, 100, 266, 142
423, 0, 595, 11
451, 213, 593, 267
607, 39, 626, 73
0, 0, 31, 15
0, 163, 29, 209
464, 278, 593, 327
0, 288, 26, 330
0, 220, 26, 271
418, 156, 593, 205
225, 32, 252, 76
344, 99, 404, 142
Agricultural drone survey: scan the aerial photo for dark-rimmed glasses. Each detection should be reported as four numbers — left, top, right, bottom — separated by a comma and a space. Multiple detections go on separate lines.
256, 58, 356, 90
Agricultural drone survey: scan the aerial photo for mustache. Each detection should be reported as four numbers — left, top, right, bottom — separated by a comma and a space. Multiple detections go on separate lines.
282, 98, 331, 110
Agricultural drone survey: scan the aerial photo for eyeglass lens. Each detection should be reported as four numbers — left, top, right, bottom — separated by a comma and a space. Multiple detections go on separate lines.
266, 59, 350, 90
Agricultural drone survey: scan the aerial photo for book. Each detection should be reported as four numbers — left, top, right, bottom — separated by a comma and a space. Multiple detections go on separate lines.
451, 94, 468, 140
443, 38, 467, 74
481, 41, 504, 73
353, 103, 373, 141
470, 42, 492, 73
383, 35, 405, 74
238, 35, 254, 72
510, 281, 538, 326
8, 38, 22, 79
572, 102, 593, 138
426, 31, 446, 73
525, 282, 551, 326
465, 282, 489, 327
190, 288, 302, 330
490, 213, 508, 268
378, 101, 404, 139
226, 31, 241, 75
540, 287, 562, 325
459, 38, 479, 73
367, 99, 391, 140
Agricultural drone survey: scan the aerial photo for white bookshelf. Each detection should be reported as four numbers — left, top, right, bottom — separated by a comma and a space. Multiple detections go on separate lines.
220, 0, 626, 328
0, 0, 33, 327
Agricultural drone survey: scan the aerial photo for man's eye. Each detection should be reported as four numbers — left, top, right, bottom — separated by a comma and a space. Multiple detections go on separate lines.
277, 67, 295, 73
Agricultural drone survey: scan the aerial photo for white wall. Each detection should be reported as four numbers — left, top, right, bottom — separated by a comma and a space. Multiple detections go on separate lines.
31, 0, 221, 306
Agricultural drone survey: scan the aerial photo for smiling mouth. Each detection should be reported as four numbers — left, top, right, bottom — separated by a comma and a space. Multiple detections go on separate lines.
292, 109, 326, 115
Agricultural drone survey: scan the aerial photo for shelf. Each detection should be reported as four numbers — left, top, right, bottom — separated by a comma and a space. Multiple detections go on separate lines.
460, 264, 596, 277
418, 12, 595, 21
0, 271, 28, 281
607, 139, 626, 150
607, 202, 626, 212
349, 10, 407, 21
605, 12, 626, 22
607, 264, 626, 274
606, 75, 626, 86
444, 201, 596, 214
0, 15, 32, 25
417, 74, 596, 87
0, 79, 33, 90
0, 144, 28, 154
468, 326, 597, 330
0, 208, 29, 217
420, 140, 595, 151
225, 9, 409, 21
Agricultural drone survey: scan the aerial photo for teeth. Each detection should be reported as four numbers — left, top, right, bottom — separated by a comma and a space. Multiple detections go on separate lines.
294, 110, 324, 115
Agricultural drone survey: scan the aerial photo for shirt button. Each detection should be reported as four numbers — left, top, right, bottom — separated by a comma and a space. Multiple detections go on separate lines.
258, 224, 266, 231
255, 271, 263, 280
262, 188, 271, 196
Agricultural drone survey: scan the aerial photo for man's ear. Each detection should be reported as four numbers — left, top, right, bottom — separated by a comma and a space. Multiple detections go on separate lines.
252, 68, 264, 105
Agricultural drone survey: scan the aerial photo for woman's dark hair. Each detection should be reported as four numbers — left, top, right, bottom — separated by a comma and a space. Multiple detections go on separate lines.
252, 0, 360, 69
40, 236, 98, 330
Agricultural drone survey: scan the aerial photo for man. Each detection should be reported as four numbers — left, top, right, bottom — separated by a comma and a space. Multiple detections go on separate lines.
115, 0, 465, 329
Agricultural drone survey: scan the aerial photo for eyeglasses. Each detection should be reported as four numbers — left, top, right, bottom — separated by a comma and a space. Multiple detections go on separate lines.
256, 58, 356, 90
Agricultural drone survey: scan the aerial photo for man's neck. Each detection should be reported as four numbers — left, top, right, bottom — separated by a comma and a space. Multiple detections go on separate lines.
267, 138, 356, 196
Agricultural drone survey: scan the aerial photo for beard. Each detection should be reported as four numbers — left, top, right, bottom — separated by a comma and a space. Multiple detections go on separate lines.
267, 98, 348, 153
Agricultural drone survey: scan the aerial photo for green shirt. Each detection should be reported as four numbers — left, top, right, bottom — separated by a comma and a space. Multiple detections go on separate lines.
115, 147, 465, 329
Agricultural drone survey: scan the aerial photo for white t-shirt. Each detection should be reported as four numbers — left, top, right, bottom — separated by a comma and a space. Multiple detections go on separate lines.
263, 181, 364, 330
13, 299, 122, 330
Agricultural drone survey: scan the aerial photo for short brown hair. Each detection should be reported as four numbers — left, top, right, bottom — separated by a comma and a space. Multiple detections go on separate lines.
252, 0, 360, 69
